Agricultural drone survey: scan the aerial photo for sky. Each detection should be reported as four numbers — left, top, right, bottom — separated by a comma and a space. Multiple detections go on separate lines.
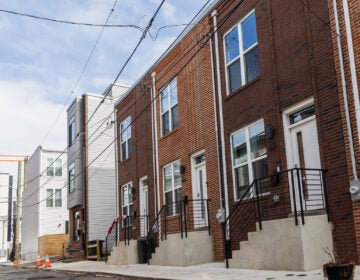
0, 0, 214, 181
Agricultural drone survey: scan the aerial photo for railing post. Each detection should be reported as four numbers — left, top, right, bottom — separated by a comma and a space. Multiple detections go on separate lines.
254, 180, 262, 230
164, 206, 167, 240
206, 199, 211, 236
180, 201, 183, 239
105, 236, 108, 264
115, 220, 118, 246
296, 168, 305, 225
222, 222, 229, 269
321, 170, 330, 222
290, 169, 298, 226
184, 200, 188, 238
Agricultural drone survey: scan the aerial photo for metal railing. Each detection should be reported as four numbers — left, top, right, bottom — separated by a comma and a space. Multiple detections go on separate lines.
147, 198, 211, 264
105, 217, 121, 263
223, 168, 329, 268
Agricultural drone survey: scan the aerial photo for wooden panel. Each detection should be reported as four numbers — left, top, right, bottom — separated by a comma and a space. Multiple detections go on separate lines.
38, 234, 69, 256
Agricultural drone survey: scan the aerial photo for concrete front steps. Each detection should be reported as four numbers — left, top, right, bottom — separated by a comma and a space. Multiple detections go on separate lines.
108, 231, 214, 266
228, 214, 333, 271
149, 231, 213, 266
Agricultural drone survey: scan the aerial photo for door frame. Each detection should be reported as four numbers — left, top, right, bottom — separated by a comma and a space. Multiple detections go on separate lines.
191, 150, 208, 228
139, 176, 148, 236
282, 97, 321, 212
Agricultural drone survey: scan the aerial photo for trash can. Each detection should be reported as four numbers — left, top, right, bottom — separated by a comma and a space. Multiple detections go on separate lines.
137, 238, 148, 264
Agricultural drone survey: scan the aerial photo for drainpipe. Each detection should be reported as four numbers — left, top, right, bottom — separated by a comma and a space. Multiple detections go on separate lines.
152, 72, 161, 214
333, 0, 359, 192
211, 10, 230, 219
342, 0, 360, 145
210, 35, 224, 210
114, 108, 119, 218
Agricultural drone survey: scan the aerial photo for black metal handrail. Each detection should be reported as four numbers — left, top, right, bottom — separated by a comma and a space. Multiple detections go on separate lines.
223, 168, 329, 268
105, 216, 121, 263
147, 198, 211, 264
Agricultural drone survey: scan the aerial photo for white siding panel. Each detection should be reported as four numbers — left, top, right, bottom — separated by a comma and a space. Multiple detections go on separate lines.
86, 96, 117, 241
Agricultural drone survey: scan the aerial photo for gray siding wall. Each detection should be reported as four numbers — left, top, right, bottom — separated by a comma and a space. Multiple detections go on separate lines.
67, 98, 83, 209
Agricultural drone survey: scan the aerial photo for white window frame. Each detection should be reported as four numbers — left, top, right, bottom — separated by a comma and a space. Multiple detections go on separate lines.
230, 119, 267, 201
224, 10, 259, 95
160, 77, 178, 136
46, 188, 62, 208
163, 160, 182, 216
120, 116, 132, 161
121, 182, 133, 227
46, 158, 62, 177
68, 162, 75, 193
68, 115, 75, 146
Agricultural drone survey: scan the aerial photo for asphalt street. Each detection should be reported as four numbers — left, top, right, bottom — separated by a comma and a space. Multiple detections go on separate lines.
0, 265, 131, 280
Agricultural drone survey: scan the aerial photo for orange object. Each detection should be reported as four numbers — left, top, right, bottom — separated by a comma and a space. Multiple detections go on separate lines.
44, 254, 51, 267
36, 254, 42, 267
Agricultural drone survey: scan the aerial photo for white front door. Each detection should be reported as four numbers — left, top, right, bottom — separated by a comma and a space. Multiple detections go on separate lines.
139, 177, 149, 236
192, 153, 208, 228
285, 102, 324, 211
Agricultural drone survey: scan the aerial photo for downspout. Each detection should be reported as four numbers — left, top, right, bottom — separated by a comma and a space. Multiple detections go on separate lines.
333, 0, 358, 181
114, 108, 119, 218
342, 0, 360, 146
210, 35, 224, 210
152, 72, 161, 214
211, 10, 230, 218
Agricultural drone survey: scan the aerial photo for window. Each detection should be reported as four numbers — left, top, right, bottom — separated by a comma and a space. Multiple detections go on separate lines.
68, 115, 75, 146
161, 78, 178, 135
122, 183, 134, 226
224, 11, 259, 94
231, 120, 268, 200
163, 161, 182, 216
47, 158, 62, 176
68, 163, 75, 193
46, 189, 62, 208
120, 116, 132, 161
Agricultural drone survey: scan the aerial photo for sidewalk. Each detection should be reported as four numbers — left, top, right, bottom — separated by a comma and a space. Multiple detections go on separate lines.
1, 260, 359, 279
41, 261, 360, 280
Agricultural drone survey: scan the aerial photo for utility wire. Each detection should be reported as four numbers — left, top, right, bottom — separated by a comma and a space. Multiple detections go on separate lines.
39, 0, 119, 146
0, 8, 144, 31
22, 0, 167, 207
24, 0, 245, 208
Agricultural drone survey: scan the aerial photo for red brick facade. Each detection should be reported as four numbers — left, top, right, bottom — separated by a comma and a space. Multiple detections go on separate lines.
328, 0, 360, 261
114, 0, 360, 265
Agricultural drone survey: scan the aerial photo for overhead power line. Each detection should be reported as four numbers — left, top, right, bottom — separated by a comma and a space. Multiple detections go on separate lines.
0, 8, 144, 32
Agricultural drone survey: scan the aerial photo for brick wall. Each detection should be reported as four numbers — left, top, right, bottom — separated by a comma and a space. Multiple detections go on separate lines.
215, 0, 357, 262
328, 0, 360, 263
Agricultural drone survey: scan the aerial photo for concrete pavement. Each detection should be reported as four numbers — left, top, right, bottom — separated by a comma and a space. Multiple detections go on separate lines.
1, 260, 359, 279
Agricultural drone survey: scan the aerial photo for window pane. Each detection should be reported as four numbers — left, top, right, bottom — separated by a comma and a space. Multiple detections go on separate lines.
232, 130, 247, 166
173, 162, 181, 187
127, 119, 131, 139
290, 105, 315, 124
46, 189, 53, 207
242, 12, 257, 50
170, 79, 177, 106
175, 188, 182, 214
55, 159, 62, 176
121, 142, 127, 160
228, 60, 242, 93
122, 187, 129, 206
171, 105, 178, 130
163, 166, 172, 192
249, 121, 266, 159
69, 166, 75, 193
225, 27, 240, 63
47, 158, 54, 176
128, 138, 132, 158
55, 189, 62, 207
128, 187, 133, 204
253, 158, 270, 193
235, 165, 249, 200
161, 89, 169, 113
162, 112, 170, 135
245, 47, 259, 83
165, 192, 173, 216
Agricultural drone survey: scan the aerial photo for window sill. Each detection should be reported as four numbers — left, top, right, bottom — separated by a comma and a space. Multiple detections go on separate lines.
160, 128, 179, 141
225, 76, 260, 101
234, 191, 271, 203
118, 157, 132, 165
